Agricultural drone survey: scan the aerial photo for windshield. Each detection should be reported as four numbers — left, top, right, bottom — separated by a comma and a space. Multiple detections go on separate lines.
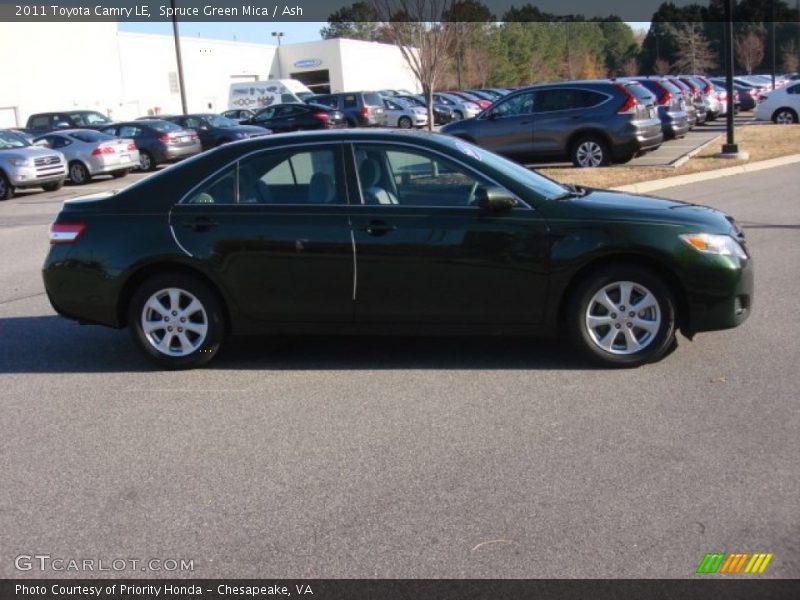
0, 130, 30, 149
205, 115, 238, 128
445, 137, 568, 201
296, 92, 315, 101
82, 111, 111, 125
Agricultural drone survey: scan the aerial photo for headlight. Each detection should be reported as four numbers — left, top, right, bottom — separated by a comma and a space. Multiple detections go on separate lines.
9, 158, 32, 167
679, 233, 747, 259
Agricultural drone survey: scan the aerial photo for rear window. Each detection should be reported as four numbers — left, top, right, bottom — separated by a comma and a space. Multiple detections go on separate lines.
363, 93, 383, 107
659, 80, 682, 95
69, 130, 114, 143
624, 83, 655, 102
146, 120, 182, 133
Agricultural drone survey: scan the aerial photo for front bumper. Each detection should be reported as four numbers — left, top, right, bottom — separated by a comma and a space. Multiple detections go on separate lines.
7, 163, 67, 188
683, 254, 754, 335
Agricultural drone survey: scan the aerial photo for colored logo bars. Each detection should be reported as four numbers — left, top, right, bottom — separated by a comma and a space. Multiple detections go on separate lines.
696, 552, 774, 574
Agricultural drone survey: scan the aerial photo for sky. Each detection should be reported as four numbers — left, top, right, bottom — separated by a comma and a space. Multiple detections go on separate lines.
119, 21, 652, 45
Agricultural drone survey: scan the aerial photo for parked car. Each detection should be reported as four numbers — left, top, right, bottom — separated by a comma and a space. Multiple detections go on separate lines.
753, 81, 800, 123
307, 92, 385, 127
432, 92, 481, 120
381, 97, 429, 128
669, 78, 706, 125
101, 120, 202, 171
396, 95, 454, 125
677, 77, 715, 122
628, 77, 690, 139
33, 129, 139, 185
711, 83, 738, 114
221, 109, 256, 123
0, 128, 67, 200
242, 103, 346, 132
442, 80, 663, 167
446, 91, 493, 111
24, 110, 113, 135
42, 129, 752, 370
161, 113, 269, 150
709, 79, 756, 111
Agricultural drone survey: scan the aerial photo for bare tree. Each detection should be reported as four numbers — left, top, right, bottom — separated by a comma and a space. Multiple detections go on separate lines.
371, 0, 457, 130
669, 22, 717, 74
735, 31, 765, 75
781, 40, 800, 73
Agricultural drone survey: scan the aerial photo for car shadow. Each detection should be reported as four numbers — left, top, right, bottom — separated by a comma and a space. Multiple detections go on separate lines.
0, 316, 594, 373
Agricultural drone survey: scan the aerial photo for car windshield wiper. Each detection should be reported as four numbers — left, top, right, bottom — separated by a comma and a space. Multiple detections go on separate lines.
551, 183, 587, 200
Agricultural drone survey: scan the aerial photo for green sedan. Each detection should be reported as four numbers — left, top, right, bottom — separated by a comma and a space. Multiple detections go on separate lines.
43, 130, 752, 369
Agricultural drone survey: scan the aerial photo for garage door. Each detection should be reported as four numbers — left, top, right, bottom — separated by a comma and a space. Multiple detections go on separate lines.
0, 107, 19, 128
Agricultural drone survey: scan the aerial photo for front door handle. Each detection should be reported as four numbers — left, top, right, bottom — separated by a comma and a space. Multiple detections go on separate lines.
183, 217, 219, 232
362, 220, 397, 236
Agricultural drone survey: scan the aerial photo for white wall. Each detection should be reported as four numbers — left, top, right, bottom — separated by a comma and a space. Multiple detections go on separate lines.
337, 39, 420, 93
0, 22, 123, 125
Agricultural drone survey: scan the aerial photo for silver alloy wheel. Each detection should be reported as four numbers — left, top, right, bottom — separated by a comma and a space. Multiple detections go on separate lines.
585, 281, 661, 355
399, 116, 413, 129
139, 152, 152, 170
576, 141, 605, 167
140, 287, 208, 357
775, 110, 796, 124
70, 163, 87, 184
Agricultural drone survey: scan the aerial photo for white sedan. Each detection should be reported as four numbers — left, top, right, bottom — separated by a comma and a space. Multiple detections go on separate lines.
753, 82, 800, 124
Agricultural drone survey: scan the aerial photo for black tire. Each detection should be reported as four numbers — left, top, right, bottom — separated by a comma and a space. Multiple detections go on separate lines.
68, 161, 90, 185
567, 265, 677, 367
139, 150, 156, 171
128, 273, 225, 369
111, 170, 128, 179
42, 180, 64, 192
570, 135, 610, 168
453, 110, 464, 121
773, 108, 798, 124
0, 171, 14, 201
398, 116, 413, 129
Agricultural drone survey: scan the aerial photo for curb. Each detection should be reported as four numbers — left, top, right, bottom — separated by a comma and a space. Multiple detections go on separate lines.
611, 153, 800, 194
669, 133, 723, 169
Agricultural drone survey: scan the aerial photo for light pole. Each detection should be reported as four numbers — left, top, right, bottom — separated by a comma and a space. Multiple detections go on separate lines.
170, 0, 188, 115
271, 31, 285, 46
721, 0, 742, 156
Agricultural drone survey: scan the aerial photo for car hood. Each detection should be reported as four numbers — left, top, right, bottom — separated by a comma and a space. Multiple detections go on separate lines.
550, 188, 739, 234
0, 146, 64, 161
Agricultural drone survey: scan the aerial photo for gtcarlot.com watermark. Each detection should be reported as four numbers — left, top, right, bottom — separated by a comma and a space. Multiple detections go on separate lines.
14, 554, 194, 573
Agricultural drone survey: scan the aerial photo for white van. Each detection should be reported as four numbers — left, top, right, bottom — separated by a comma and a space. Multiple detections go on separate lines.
227, 79, 315, 110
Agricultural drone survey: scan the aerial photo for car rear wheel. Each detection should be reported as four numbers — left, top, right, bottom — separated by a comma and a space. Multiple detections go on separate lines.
571, 136, 610, 168
128, 273, 225, 369
139, 151, 156, 171
398, 116, 413, 129
0, 172, 14, 201
42, 181, 63, 192
452, 110, 464, 121
567, 265, 677, 367
773, 108, 798, 124
68, 161, 91, 185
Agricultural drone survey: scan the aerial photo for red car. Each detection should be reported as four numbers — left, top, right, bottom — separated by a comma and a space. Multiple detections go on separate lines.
446, 91, 493, 111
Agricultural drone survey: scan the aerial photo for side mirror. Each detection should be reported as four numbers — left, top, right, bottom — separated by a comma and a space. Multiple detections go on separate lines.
486, 109, 499, 120
55, 122, 70, 129
476, 186, 517, 211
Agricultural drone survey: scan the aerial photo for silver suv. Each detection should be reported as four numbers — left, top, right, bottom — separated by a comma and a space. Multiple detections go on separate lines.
0, 129, 67, 200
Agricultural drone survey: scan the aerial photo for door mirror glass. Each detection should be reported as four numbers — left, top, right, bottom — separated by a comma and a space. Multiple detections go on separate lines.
476, 186, 517, 211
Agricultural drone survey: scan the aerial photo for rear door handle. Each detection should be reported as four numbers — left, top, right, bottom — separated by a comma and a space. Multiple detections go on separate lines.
183, 217, 219, 232
362, 220, 397, 236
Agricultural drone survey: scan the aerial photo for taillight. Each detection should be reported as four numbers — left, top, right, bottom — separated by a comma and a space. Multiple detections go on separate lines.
657, 90, 672, 106
702, 83, 713, 94
359, 107, 369, 118
91, 146, 114, 155
49, 222, 86, 244
311, 111, 330, 122
190, 133, 198, 140
159, 134, 174, 142
757, 95, 768, 103
127, 143, 137, 151
613, 83, 637, 114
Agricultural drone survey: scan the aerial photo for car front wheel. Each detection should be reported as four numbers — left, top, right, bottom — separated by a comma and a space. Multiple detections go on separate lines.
128, 273, 225, 369
0, 172, 14, 200
567, 266, 677, 367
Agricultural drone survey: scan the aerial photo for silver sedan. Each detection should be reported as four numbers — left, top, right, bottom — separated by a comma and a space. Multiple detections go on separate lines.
33, 129, 139, 185
381, 97, 429, 128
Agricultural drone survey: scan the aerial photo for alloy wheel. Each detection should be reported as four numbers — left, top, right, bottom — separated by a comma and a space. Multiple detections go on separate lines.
775, 110, 796, 124
139, 152, 152, 170
70, 163, 88, 184
576, 141, 605, 167
140, 288, 209, 357
584, 281, 661, 355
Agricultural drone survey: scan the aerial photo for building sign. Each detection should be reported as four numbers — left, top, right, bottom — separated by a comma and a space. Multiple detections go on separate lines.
293, 59, 322, 69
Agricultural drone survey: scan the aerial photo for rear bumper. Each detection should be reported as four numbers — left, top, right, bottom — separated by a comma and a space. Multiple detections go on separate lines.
162, 142, 202, 161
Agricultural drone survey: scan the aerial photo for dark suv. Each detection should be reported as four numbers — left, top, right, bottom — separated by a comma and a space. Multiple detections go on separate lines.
441, 80, 663, 167
307, 92, 385, 127
25, 111, 113, 135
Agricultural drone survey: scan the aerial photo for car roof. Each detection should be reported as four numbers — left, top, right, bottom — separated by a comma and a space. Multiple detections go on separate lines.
34, 128, 108, 137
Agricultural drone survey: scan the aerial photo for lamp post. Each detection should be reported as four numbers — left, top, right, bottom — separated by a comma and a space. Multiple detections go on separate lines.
721, 0, 741, 156
271, 31, 285, 46
170, 0, 188, 115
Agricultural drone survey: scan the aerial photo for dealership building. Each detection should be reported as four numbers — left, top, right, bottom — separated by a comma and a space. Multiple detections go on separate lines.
0, 22, 420, 127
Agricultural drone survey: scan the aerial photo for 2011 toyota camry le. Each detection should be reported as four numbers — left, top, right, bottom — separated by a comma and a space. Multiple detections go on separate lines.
42, 130, 752, 369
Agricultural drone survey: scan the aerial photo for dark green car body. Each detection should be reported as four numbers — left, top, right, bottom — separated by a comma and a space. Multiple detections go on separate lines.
42, 130, 752, 365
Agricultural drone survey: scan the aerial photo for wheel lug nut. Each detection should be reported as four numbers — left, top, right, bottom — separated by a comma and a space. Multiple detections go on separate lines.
611, 313, 617, 319
615, 323, 621, 329
629, 311, 635, 317
164, 317, 169, 322
167, 326, 173, 331
178, 327, 183, 332
172, 311, 178, 316
619, 306, 626, 311
626, 323, 632, 328
180, 317, 186, 322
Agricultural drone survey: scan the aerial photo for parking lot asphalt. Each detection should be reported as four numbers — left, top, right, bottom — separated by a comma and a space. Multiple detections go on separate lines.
0, 162, 798, 578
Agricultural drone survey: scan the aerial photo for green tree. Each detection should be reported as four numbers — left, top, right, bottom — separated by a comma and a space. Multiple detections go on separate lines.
320, 2, 385, 41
